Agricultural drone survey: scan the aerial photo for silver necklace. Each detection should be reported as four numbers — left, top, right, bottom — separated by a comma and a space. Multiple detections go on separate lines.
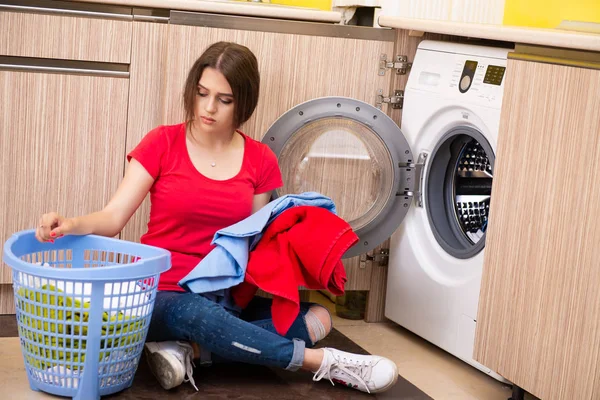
211, 162, 216, 167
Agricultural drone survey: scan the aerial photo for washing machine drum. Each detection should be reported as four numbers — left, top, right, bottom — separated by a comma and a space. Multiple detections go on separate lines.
425, 126, 495, 259
262, 97, 415, 258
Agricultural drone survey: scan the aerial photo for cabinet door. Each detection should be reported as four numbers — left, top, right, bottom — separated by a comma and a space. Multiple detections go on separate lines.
161, 23, 395, 294
120, 21, 169, 244
163, 25, 395, 138
0, 70, 129, 312
474, 59, 600, 399
0, 11, 132, 63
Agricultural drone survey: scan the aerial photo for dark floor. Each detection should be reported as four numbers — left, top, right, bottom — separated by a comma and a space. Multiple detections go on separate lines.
0, 314, 17, 337
1, 315, 431, 399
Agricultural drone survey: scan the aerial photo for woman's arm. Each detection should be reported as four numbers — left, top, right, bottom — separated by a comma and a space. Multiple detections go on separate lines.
37, 159, 154, 241
252, 191, 272, 214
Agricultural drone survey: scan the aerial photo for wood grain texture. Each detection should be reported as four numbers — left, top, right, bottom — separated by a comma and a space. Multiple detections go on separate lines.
0, 285, 15, 314
0, 71, 129, 283
364, 239, 390, 322
473, 59, 600, 400
343, 256, 372, 291
0, 11, 132, 63
120, 22, 169, 244
387, 29, 423, 125
163, 25, 395, 141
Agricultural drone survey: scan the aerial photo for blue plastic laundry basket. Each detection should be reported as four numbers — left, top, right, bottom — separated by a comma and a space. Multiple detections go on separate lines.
2, 229, 171, 400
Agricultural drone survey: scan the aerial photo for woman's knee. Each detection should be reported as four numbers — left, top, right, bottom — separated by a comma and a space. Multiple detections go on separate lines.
306, 305, 332, 344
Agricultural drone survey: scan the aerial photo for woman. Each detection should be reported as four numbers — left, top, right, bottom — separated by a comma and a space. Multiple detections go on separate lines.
36, 42, 398, 394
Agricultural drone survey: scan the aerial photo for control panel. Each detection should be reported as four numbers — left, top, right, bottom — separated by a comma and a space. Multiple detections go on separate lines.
451, 58, 506, 101
406, 47, 509, 109
483, 65, 506, 86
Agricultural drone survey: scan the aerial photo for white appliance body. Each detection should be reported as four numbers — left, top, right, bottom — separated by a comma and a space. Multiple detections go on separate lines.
385, 41, 511, 382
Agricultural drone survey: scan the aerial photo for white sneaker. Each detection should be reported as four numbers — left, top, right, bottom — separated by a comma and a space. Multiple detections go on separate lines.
312, 348, 398, 394
144, 341, 198, 391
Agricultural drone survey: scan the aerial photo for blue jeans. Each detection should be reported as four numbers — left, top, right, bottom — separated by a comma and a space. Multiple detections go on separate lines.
146, 291, 322, 371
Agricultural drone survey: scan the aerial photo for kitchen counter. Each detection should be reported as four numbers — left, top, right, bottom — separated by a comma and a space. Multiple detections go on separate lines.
75, 0, 341, 23
378, 16, 600, 52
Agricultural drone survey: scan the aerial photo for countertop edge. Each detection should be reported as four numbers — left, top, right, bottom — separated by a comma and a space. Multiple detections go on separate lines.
76, 0, 342, 23
378, 15, 600, 53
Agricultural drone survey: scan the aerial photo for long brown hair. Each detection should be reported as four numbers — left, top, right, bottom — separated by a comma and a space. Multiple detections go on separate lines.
183, 42, 260, 128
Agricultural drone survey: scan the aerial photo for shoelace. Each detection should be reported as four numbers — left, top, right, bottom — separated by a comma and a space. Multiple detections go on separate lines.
312, 351, 373, 394
176, 341, 198, 391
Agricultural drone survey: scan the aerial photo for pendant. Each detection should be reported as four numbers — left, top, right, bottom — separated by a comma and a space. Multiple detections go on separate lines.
211, 162, 216, 167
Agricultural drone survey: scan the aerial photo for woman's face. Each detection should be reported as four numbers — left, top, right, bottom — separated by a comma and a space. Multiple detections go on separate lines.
193, 67, 236, 134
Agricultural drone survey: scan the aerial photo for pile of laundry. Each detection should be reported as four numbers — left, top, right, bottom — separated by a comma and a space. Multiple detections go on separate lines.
28, 349, 136, 389
15, 278, 150, 375
179, 192, 359, 335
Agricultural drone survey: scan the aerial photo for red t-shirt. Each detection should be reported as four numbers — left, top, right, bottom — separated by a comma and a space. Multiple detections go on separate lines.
127, 123, 283, 291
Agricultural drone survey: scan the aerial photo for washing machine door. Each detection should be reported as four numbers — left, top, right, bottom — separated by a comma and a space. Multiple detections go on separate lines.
262, 97, 415, 258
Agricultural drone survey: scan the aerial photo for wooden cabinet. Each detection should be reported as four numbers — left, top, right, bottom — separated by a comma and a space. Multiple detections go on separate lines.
120, 21, 169, 244
162, 24, 396, 139
0, 4, 135, 313
0, 11, 132, 63
474, 59, 600, 399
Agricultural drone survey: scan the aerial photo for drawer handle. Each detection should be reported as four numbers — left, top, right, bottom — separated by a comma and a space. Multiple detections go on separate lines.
0, 3, 133, 21
0, 56, 129, 78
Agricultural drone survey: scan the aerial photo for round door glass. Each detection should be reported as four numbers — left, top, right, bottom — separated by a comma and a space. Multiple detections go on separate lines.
425, 126, 494, 259
262, 96, 414, 258
277, 117, 394, 231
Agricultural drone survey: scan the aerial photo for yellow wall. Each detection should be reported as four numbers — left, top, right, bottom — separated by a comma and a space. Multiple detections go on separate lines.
503, 0, 600, 28
270, 0, 332, 11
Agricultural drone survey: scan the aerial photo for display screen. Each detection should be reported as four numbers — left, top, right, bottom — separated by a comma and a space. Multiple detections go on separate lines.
464, 60, 478, 72
483, 65, 506, 85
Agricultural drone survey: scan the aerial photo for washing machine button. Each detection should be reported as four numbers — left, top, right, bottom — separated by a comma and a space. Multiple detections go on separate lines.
460, 75, 471, 92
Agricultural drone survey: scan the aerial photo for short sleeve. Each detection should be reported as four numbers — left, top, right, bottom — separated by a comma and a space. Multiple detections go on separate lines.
255, 145, 283, 194
126, 126, 165, 179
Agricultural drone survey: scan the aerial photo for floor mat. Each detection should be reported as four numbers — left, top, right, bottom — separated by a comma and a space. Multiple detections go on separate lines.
0, 315, 431, 399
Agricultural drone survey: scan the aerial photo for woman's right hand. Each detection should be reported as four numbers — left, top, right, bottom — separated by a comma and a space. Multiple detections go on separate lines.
36, 212, 77, 243
33, 159, 154, 243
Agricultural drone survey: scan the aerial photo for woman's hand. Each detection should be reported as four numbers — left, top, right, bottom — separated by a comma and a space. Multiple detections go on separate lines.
36, 212, 77, 242
34, 159, 154, 243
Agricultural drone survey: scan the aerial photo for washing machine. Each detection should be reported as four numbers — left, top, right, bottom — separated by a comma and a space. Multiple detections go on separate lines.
383, 40, 511, 382
261, 40, 510, 382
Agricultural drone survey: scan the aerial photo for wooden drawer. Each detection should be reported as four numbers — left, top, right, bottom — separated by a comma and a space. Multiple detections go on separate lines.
0, 9, 132, 63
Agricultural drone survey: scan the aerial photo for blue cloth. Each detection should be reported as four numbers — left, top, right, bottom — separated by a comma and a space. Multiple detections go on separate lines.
178, 192, 336, 295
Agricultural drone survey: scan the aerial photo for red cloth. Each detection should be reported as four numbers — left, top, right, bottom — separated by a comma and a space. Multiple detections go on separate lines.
127, 123, 283, 291
232, 206, 358, 335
